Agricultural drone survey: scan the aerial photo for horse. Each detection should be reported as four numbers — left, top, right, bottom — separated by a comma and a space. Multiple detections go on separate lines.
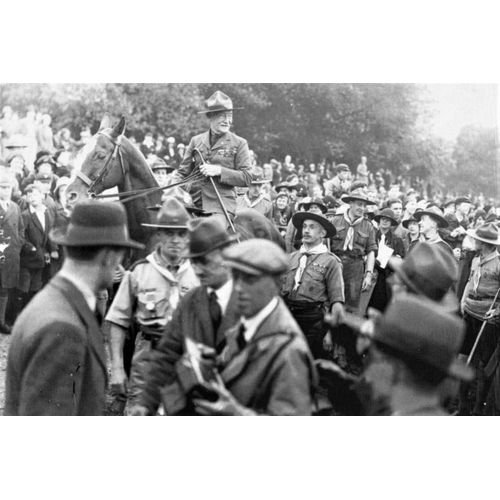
66, 115, 163, 256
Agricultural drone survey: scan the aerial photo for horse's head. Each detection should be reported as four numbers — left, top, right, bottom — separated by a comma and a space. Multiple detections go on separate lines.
66, 115, 128, 210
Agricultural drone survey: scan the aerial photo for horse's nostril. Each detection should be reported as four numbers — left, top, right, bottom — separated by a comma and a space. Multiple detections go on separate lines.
67, 192, 78, 202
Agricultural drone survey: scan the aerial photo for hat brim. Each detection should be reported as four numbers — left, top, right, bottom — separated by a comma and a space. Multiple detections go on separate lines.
146, 204, 212, 217
49, 227, 145, 250
197, 107, 244, 114
373, 214, 398, 226
465, 229, 500, 245
402, 218, 418, 229
141, 223, 189, 230
342, 195, 377, 205
292, 212, 336, 238
301, 203, 327, 214
250, 180, 270, 185
414, 210, 449, 228
185, 233, 239, 258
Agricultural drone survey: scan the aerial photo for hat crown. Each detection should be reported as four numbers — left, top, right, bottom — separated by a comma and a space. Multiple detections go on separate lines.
188, 216, 236, 257
203, 90, 235, 114
375, 294, 466, 374
475, 223, 499, 242
156, 197, 190, 227
400, 242, 457, 300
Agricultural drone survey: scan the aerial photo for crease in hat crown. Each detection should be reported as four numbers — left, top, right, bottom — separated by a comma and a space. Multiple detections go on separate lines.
223, 238, 289, 276
186, 216, 238, 257
198, 90, 243, 115
141, 197, 190, 229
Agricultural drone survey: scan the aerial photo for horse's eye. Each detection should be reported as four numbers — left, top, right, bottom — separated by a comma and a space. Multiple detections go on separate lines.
96, 152, 107, 160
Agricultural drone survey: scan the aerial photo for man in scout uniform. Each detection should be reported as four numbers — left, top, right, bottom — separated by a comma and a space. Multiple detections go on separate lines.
460, 223, 500, 415
131, 216, 241, 415
192, 239, 317, 416
414, 205, 453, 255
172, 90, 253, 217
106, 197, 199, 414
281, 210, 344, 359
329, 187, 377, 368
236, 166, 272, 219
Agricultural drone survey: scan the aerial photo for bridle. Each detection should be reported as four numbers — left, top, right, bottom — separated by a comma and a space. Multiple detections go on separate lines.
74, 131, 128, 197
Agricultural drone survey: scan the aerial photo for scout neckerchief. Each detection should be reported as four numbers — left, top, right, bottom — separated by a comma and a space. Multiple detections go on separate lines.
293, 242, 328, 291
243, 193, 266, 209
471, 250, 499, 294
343, 211, 364, 251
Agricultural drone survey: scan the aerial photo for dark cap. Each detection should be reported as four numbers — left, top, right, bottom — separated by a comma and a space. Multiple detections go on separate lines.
186, 216, 238, 258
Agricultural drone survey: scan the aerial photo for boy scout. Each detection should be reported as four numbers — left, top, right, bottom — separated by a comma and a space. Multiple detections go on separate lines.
281, 211, 345, 358
172, 90, 253, 216
106, 197, 199, 413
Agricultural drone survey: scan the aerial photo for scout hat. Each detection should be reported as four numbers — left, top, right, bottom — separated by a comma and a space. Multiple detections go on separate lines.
373, 294, 474, 381
342, 187, 377, 205
250, 166, 270, 185
50, 200, 144, 250
292, 211, 336, 238
223, 238, 289, 276
455, 196, 472, 205
373, 208, 398, 226
299, 197, 327, 214
198, 90, 243, 114
466, 223, 500, 245
414, 205, 448, 228
389, 242, 458, 309
142, 197, 190, 229
186, 216, 239, 258
146, 203, 212, 218
150, 156, 174, 172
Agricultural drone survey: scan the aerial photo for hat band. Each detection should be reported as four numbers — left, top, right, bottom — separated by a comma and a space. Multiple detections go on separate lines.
64, 223, 131, 245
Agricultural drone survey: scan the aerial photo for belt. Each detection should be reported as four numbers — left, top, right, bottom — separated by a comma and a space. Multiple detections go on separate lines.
285, 299, 324, 313
140, 326, 164, 341
468, 294, 499, 302
336, 252, 364, 260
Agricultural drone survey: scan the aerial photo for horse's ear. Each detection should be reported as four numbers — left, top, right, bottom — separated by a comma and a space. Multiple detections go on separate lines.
111, 115, 126, 139
99, 114, 111, 131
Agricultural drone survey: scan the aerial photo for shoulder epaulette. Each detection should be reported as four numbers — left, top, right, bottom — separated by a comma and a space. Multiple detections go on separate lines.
128, 258, 149, 272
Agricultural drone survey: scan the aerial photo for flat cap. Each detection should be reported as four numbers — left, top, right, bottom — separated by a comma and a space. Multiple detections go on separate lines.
222, 238, 289, 276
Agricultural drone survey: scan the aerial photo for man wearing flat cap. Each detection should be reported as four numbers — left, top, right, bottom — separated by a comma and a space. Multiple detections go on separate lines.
192, 239, 317, 416
5, 200, 143, 415
281, 211, 345, 359
133, 216, 241, 415
171, 90, 253, 218
105, 197, 199, 414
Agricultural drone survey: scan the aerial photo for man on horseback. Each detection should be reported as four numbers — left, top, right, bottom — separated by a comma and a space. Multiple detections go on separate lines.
172, 90, 253, 218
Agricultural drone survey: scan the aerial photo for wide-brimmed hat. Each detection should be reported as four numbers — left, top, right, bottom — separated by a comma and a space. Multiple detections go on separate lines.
198, 90, 243, 115
147, 203, 212, 218
223, 238, 288, 276
49, 200, 144, 250
414, 205, 448, 228
250, 166, 270, 185
389, 242, 458, 310
373, 294, 474, 382
186, 216, 239, 258
442, 199, 456, 209
275, 182, 291, 192
142, 197, 190, 229
34, 151, 56, 167
299, 197, 327, 214
150, 157, 174, 172
402, 216, 419, 229
466, 223, 500, 245
292, 211, 336, 238
373, 208, 398, 226
455, 196, 472, 205
342, 187, 377, 205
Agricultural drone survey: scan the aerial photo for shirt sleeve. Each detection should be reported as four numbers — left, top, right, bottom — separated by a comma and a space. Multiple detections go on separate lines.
105, 270, 136, 329
325, 258, 345, 304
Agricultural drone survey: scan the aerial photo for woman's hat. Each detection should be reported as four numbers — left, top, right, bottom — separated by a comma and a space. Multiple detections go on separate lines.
299, 197, 327, 214
341, 187, 377, 205
402, 216, 419, 229
466, 223, 500, 245
49, 200, 144, 250
142, 197, 190, 229
198, 90, 243, 115
186, 216, 239, 258
373, 208, 398, 226
414, 205, 448, 228
292, 211, 336, 238
250, 166, 270, 185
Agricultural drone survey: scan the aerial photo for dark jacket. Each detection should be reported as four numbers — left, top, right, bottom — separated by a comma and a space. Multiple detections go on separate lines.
139, 283, 241, 413
20, 208, 56, 270
0, 201, 25, 288
4, 275, 107, 415
175, 130, 252, 215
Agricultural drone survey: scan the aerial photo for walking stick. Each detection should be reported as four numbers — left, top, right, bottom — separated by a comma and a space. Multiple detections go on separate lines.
467, 286, 500, 366
192, 148, 239, 237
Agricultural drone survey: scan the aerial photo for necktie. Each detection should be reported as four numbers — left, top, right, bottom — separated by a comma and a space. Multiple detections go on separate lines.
237, 323, 247, 351
208, 291, 222, 332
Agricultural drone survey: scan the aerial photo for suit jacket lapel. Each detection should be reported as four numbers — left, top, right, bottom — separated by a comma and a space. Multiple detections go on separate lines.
195, 287, 216, 347
215, 286, 239, 351
31, 210, 44, 235
51, 275, 107, 374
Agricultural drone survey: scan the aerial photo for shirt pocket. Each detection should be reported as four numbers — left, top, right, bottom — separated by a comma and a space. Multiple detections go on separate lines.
137, 291, 167, 322
354, 230, 369, 247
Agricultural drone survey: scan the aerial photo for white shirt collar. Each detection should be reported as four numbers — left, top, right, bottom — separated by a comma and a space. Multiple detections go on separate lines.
29, 204, 47, 214
241, 296, 279, 342
58, 270, 97, 312
207, 279, 233, 316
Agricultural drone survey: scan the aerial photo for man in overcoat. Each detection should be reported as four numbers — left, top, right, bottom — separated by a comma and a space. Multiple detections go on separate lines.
4, 200, 143, 415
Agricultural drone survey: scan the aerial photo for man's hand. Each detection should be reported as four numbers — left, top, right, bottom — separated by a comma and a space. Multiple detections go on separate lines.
50, 250, 59, 260
324, 302, 345, 329
361, 272, 373, 291
110, 366, 128, 398
193, 378, 255, 416
199, 163, 222, 177
323, 331, 334, 353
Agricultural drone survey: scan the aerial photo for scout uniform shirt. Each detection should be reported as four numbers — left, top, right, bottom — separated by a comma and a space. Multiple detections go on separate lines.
106, 249, 199, 335
175, 130, 253, 216
462, 250, 500, 321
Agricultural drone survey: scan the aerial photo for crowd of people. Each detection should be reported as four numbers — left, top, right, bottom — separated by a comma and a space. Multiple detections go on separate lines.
1, 91, 499, 416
